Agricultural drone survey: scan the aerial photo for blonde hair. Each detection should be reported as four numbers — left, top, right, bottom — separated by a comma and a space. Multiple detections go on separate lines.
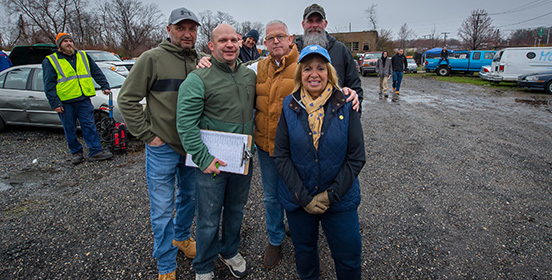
293, 55, 341, 93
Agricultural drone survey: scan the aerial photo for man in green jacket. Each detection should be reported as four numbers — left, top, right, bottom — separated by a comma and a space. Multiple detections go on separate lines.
117, 7, 201, 280
176, 23, 256, 280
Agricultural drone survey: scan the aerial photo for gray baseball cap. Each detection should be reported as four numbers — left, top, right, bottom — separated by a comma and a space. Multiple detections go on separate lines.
303, 3, 326, 20
168, 7, 200, 26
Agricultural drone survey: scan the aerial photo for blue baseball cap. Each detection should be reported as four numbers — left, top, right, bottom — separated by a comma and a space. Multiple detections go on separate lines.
298, 45, 331, 64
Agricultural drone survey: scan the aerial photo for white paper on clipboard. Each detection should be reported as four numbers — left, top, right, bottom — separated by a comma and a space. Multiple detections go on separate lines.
185, 130, 253, 175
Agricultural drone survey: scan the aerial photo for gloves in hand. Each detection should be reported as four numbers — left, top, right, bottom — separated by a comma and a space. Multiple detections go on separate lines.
303, 191, 330, 215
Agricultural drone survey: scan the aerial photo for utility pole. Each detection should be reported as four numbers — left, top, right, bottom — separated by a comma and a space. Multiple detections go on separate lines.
441, 32, 449, 46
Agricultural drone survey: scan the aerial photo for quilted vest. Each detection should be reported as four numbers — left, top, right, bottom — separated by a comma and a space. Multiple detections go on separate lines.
278, 89, 361, 213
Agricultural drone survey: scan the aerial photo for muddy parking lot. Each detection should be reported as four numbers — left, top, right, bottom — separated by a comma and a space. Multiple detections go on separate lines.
1, 74, 552, 279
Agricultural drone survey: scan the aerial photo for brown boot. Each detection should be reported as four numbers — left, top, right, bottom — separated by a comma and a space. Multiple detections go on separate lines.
173, 237, 196, 259
263, 244, 281, 269
159, 271, 176, 280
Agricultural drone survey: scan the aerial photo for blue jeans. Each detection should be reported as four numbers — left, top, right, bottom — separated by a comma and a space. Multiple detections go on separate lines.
438, 57, 450, 65
392, 71, 404, 92
145, 143, 196, 275
58, 98, 103, 157
257, 149, 286, 246
287, 208, 362, 280
193, 164, 253, 274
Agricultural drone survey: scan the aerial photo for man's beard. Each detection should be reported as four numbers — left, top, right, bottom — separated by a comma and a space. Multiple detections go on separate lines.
303, 28, 328, 49
61, 45, 75, 56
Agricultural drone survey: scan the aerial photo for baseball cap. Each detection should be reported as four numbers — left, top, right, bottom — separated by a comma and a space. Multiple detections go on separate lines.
168, 7, 200, 26
303, 3, 326, 20
298, 45, 331, 64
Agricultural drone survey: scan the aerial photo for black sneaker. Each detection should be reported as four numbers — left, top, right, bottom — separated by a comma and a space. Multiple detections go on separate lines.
71, 153, 84, 165
88, 151, 113, 161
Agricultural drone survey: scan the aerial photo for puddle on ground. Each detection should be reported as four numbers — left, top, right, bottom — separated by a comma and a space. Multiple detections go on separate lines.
5, 167, 60, 188
515, 98, 550, 108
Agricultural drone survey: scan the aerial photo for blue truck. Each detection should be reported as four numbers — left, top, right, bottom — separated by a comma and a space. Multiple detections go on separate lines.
422, 48, 496, 76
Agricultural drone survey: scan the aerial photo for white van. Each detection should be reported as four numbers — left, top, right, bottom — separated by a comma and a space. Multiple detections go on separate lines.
479, 47, 552, 82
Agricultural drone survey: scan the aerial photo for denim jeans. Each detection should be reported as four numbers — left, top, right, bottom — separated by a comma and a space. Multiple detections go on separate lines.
392, 71, 404, 92
58, 98, 103, 157
438, 57, 450, 65
145, 143, 196, 275
257, 149, 286, 246
287, 208, 362, 280
193, 164, 253, 274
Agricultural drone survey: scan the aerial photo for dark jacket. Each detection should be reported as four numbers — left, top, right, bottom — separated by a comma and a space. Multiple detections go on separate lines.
391, 53, 407, 72
42, 51, 109, 110
274, 88, 366, 213
238, 45, 260, 63
441, 49, 449, 59
295, 32, 364, 112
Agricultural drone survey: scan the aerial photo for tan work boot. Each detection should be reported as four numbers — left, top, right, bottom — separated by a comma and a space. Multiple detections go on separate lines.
173, 237, 196, 259
159, 271, 176, 280
395, 90, 400, 95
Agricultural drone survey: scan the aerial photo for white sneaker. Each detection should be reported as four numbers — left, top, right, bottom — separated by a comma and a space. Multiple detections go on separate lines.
219, 253, 247, 278
195, 272, 214, 280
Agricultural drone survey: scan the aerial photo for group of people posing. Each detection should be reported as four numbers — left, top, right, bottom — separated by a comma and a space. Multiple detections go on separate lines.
42, 3, 368, 280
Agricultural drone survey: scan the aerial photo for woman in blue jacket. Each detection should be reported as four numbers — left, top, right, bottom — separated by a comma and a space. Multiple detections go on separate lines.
274, 45, 366, 280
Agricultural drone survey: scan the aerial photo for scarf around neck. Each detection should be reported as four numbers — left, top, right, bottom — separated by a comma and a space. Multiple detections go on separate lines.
301, 84, 333, 150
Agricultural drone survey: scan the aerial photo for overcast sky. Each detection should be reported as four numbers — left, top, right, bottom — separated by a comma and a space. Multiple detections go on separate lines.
151, 0, 552, 40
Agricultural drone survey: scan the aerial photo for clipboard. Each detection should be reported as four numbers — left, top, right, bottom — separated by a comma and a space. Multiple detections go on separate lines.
185, 129, 253, 175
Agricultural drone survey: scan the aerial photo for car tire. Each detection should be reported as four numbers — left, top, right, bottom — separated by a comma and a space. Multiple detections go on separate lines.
362, 70, 367, 77
437, 66, 450, 76
546, 81, 552, 94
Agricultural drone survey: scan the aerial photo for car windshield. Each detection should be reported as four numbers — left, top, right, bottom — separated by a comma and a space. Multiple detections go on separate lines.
95, 68, 126, 89
407, 59, 415, 63
87, 51, 122, 62
364, 53, 381, 59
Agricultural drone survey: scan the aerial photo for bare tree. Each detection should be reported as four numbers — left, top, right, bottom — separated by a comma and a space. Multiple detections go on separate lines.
197, 10, 236, 53
458, 9, 496, 50
1, 0, 82, 44
365, 4, 377, 31
98, 0, 163, 57
376, 28, 393, 51
397, 23, 414, 49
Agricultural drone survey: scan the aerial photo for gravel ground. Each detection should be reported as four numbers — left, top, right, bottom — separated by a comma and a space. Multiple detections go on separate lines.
1, 73, 552, 279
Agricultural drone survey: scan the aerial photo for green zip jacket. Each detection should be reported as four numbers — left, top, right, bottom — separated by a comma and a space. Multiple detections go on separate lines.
117, 39, 201, 155
176, 57, 256, 171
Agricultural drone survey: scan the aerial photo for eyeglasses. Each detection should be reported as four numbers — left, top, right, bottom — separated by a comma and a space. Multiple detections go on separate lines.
265, 34, 288, 43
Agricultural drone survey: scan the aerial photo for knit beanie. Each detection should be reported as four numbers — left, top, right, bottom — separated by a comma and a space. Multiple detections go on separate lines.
245, 29, 259, 42
56, 33, 73, 48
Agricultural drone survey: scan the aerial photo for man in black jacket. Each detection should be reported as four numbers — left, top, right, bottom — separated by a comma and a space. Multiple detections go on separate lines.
295, 3, 363, 113
391, 48, 408, 95
238, 29, 260, 63
438, 46, 449, 66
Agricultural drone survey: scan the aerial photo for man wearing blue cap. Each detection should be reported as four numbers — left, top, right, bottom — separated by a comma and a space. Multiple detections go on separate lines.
239, 29, 260, 63
118, 6, 202, 280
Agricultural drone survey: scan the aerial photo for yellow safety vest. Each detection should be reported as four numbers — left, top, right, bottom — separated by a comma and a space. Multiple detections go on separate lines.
46, 51, 96, 101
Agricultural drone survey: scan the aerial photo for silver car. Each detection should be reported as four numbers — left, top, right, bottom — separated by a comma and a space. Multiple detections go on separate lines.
85, 50, 134, 76
406, 58, 418, 73
0, 64, 126, 131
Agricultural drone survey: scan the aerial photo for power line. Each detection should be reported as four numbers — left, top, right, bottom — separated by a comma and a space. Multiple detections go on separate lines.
498, 11, 552, 28
489, 0, 552, 15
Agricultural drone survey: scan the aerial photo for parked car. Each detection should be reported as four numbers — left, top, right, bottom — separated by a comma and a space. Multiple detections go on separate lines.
423, 49, 496, 76
406, 58, 417, 73
480, 47, 552, 82
361, 52, 382, 76
517, 72, 552, 94
84, 50, 134, 76
0, 64, 127, 131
